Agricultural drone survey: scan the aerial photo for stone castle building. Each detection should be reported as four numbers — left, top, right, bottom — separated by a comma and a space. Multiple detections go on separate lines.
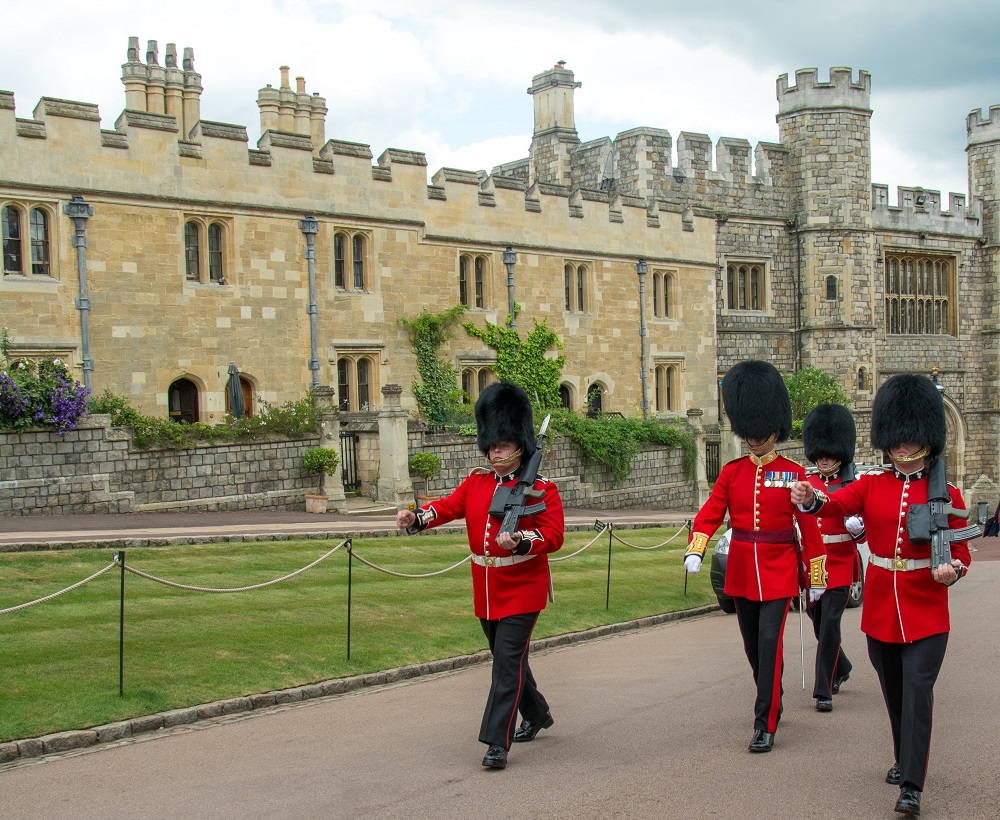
1, 39, 998, 491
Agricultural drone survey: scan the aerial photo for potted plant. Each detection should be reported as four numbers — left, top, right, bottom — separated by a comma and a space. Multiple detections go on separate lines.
303, 446, 340, 513
409, 452, 442, 504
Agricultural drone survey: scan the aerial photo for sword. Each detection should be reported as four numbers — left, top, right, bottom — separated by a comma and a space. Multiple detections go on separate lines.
798, 589, 806, 690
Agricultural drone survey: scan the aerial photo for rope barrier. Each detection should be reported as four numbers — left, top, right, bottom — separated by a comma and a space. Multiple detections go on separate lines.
346, 543, 473, 577
610, 526, 685, 550
115, 540, 348, 593
0, 561, 118, 615
550, 524, 610, 562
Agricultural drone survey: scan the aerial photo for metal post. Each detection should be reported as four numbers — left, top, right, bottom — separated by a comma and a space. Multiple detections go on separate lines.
605, 523, 613, 609
346, 538, 353, 661
636, 259, 649, 417
63, 196, 94, 393
116, 550, 125, 696
299, 216, 320, 388
502, 246, 517, 330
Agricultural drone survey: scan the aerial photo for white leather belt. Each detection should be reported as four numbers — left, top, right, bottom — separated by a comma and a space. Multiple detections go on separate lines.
869, 555, 931, 572
471, 553, 537, 568
822, 534, 853, 544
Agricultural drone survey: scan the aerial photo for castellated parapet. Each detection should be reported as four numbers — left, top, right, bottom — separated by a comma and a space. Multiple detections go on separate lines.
967, 105, 1000, 147
776, 67, 871, 115
872, 184, 982, 236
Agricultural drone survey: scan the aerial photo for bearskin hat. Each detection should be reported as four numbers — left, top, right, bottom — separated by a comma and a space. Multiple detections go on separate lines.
475, 382, 536, 458
870, 373, 946, 458
721, 360, 792, 443
803, 403, 856, 464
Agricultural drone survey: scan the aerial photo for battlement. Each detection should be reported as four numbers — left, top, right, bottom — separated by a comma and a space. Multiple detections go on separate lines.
967, 105, 1000, 147
872, 184, 982, 237
776, 67, 871, 116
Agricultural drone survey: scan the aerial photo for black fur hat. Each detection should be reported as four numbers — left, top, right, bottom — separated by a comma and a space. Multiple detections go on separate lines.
871, 374, 946, 458
475, 382, 536, 458
721, 360, 792, 442
803, 403, 856, 464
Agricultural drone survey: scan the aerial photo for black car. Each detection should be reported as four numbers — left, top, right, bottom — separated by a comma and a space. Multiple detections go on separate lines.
709, 528, 865, 614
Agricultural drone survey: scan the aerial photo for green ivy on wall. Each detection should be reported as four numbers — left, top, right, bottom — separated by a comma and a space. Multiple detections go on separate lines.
398, 306, 467, 426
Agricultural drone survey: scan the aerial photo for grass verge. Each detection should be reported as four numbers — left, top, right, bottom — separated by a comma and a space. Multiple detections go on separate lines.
0, 526, 717, 742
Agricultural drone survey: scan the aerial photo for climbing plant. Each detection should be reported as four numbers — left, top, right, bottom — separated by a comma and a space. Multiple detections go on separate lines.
462, 308, 565, 411
398, 306, 467, 426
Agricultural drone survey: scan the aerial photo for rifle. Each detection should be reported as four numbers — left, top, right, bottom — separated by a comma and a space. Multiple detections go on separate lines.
906, 458, 982, 568
488, 414, 551, 541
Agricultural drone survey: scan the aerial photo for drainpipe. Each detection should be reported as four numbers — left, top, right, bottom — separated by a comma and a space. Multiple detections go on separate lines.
63, 196, 94, 392
299, 216, 320, 388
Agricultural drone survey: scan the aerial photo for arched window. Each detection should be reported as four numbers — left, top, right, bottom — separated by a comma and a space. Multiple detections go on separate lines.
460, 364, 494, 402
352, 234, 365, 289
184, 221, 201, 280
183, 217, 230, 284
459, 253, 487, 307
858, 367, 868, 391
2, 205, 23, 274
334, 233, 346, 288
459, 256, 469, 306
652, 274, 662, 318
208, 222, 225, 283
29, 208, 50, 276
336, 352, 381, 411
586, 383, 604, 417
337, 358, 351, 411
726, 261, 766, 311
357, 357, 371, 411
559, 384, 572, 409
884, 253, 954, 336
168, 378, 200, 424
225, 377, 254, 417
825, 275, 837, 300
461, 369, 474, 403
474, 257, 485, 309
564, 260, 590, 312
333, 230, 370, 291
654, 364, 679, 412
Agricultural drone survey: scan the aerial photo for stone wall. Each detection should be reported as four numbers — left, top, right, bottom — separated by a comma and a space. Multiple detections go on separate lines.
1, 416, 700, 516
0, 415, 319, 516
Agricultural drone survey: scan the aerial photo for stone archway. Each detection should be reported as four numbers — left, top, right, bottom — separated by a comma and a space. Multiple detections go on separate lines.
941, 394, 967, 488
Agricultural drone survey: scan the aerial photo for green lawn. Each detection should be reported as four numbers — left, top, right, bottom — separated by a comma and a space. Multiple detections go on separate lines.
0, 526, 717, 742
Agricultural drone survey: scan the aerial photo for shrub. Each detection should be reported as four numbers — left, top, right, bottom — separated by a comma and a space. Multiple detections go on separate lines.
408, 452, 442, 480
0, 330, 90, 436
87, 390, 320, 450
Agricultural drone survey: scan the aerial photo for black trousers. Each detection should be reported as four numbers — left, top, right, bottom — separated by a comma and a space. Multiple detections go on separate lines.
809, 585, 853, 699
733, 597, 790, 733
479, 612, 548, 748
867, 632, 948, 791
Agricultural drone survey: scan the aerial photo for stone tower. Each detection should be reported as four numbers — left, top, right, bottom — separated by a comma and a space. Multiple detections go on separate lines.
967, 105, 1000, 468
776, 67, 876, 400
527, 62, 581, 186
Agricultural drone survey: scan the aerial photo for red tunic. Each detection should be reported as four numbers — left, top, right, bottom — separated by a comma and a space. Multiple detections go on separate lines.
806, 472, 860, 589
419, 468, 564, 620
687, 451, 823, 601
814, 469, 972, 643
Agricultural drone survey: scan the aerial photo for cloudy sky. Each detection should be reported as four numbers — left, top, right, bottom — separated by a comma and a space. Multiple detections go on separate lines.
3, 0, 997, 201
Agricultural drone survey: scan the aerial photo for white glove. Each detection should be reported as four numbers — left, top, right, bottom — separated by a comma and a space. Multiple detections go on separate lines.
845, 515, 865, 538
809, 587, 825, 603
684, 555, 702, 573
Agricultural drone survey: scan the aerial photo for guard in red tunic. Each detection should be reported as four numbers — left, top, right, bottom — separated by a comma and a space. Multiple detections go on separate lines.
684, 360, 823, 753
792, 374, 972, 818
802, 403, 863, 712
396, 382, 564, 770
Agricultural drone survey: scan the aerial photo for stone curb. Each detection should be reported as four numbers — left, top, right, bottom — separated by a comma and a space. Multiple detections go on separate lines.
0, 604, 717, 765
